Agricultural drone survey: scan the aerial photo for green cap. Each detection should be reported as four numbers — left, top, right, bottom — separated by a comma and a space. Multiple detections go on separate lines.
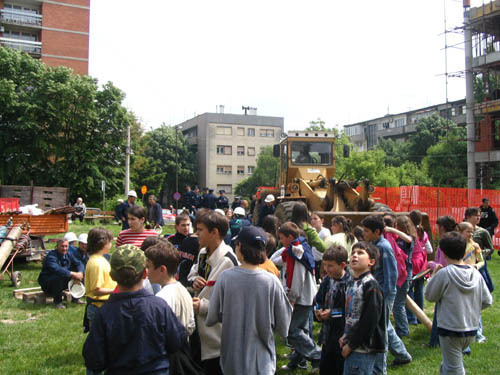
111, 244, 146, 276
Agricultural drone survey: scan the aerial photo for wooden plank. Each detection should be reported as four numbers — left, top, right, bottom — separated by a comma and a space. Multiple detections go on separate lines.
13, 286, 42, 299
0, 214, 68, 235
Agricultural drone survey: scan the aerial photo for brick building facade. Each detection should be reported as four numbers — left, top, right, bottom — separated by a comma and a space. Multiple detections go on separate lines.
0, 0, 89, 74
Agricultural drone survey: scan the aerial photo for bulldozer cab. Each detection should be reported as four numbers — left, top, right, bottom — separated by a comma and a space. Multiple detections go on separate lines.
275, 131, 337, 188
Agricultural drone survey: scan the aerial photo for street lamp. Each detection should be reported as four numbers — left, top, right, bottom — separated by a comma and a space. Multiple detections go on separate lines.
175, 125, 183, 211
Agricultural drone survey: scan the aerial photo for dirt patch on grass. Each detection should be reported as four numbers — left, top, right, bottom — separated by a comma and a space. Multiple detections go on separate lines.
0, 312, 42, 324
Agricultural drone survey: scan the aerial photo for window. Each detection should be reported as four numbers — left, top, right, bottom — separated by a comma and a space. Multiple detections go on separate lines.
394, 118, 406, 127
216, 165, 232, 174
237, 166, 245, 175
217, 184, 232, 194
237, 146, 245, 156
247, 147, 255, 156
260, 129, 274, 137
216, 126, 232, 135
248, 166, 255, 175
382, 122, 390, 129
248, 128, 255, 136
291, 141, 332, 165
237, 127, 245, 136
216, 145, 232, 155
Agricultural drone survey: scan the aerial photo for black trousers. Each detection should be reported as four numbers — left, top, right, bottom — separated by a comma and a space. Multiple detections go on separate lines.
320, 332, 344, 375
40, 276, 70, 303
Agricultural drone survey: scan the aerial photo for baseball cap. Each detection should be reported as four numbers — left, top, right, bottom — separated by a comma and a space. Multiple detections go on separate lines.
111, 244, 146, 277
215, 209, 225, 215
234, 207, 245, 216
64, 232, 77, 243
264, 194, 275, 203
235, 226, 267, 248
128, 190, 138, 198
78, 233, 88, 244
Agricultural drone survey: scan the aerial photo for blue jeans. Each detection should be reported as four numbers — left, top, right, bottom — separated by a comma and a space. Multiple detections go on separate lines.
374, 298, 412, 375
406, 278, 424, 324
287, 304, 321, 365
429, 304, 440, 347
393, 279, 410, 337
343, 351, 376, 375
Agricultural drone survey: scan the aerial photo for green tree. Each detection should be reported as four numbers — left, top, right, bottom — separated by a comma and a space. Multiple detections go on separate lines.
406, 114, 455, 163
0, 48, 131, 204
131, 125, 196, 204
422, 129, 467, 187
235, 146, 279, 199
376, 138, 409, 167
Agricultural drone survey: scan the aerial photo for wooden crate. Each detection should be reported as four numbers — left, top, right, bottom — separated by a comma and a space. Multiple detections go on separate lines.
0, 214, 68, 235
0, 185, 68, 209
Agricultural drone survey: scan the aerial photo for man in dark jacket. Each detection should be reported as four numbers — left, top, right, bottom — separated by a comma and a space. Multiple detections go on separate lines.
116, 190, 137, 230
147, 195, 164, 228
216, 190, 229, 210
38, 239, 84, 309
183, 185, 197, 214
206, 189, 217, 210
479, 198, 498, 237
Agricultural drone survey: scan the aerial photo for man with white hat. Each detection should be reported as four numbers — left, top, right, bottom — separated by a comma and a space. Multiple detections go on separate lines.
116, 190, 137, 230
258, 194, 276, 227
69, 233, 89, 268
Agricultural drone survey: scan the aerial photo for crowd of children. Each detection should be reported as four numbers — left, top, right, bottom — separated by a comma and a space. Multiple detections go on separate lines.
38, 202, 495, 375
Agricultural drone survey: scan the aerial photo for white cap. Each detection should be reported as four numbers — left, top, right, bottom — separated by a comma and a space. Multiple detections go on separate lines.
214, 209, 225, 215
264, 194, 275, 203
64, 232, 78, 243
234, 207, 246, 216
128, 190, 137, 198
78, 233, 88, 244
117, 199, 124, 203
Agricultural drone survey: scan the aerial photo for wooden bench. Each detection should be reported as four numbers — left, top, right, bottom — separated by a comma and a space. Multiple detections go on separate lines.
83, 208, 115, 224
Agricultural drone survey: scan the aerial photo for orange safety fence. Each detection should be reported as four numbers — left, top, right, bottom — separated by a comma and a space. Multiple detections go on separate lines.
372, 186, 500, 249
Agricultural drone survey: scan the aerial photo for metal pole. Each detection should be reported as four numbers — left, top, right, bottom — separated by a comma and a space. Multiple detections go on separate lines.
464, 0, 476, 190
125, 124, 131, 195
175, 126, 179, 211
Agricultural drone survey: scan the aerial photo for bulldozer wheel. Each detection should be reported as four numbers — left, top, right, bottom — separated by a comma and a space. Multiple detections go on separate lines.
274, 201, 297, 224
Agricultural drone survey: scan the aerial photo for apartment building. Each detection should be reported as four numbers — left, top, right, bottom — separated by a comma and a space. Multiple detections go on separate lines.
177, 110, 284, 201
470, 1, 500, 186
344, 99, 466, 151
0, 0, 89, 74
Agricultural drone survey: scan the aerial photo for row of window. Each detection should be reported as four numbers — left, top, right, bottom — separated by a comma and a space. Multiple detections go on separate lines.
4, 3, 40, 14
216, 145, 255, 156
216, 126, 275, 138
216, 165, 255, 175
3, 29, 39, 42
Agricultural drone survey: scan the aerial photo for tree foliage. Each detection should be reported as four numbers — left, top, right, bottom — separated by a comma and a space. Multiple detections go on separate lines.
0, 48, 131, 204
131, 125, 196, 204
235, 146, 279, 199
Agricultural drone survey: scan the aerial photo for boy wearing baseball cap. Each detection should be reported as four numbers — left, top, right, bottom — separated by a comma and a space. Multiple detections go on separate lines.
83, 244, 186, 375
206, 226, 292, 375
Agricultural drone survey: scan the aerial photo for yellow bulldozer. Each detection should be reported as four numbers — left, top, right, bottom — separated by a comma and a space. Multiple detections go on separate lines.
255, 131, 431, 233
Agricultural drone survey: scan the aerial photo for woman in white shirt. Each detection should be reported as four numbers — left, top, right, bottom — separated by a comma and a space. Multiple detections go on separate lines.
325, 215, 357, 258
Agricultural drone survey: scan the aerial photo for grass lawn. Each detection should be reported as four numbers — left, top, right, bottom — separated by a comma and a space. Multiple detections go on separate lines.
1, 222, 499, 374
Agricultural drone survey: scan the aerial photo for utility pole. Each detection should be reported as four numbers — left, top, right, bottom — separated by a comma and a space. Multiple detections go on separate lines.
125, 124, 131, 195
464, 0, 476, 190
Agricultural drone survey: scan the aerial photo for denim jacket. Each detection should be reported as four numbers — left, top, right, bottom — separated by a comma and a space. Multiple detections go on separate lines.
372, 236, 397, 305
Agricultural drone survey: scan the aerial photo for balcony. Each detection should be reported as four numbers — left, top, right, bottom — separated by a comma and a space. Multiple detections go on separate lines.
1, 9, 42, 28
0, 37, 41, 57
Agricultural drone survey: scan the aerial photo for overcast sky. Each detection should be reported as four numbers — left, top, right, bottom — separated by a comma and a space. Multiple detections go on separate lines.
89, 0, 481, 131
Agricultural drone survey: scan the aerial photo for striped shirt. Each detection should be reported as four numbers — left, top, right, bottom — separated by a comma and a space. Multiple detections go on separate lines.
116, 229, 159, 248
